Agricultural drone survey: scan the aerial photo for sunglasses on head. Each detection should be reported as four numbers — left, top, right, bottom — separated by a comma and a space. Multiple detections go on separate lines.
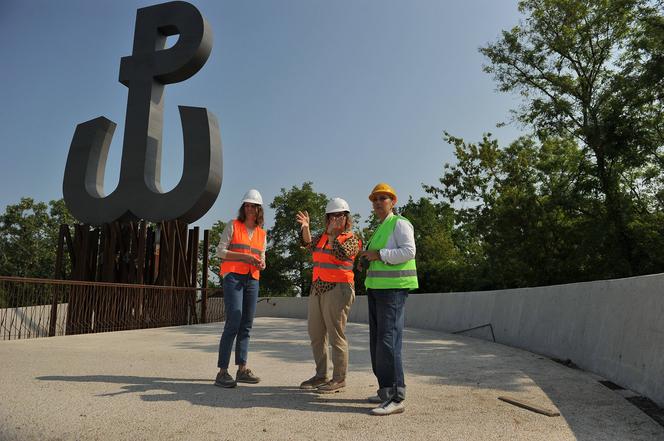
244, 203, 260, 208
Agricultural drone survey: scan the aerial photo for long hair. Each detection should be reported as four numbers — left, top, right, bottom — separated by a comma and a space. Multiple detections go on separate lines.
237, 204, 264, 227
325, 212, 353, 232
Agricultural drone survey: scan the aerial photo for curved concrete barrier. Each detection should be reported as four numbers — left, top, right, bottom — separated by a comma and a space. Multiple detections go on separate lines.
256, 273, 664, 407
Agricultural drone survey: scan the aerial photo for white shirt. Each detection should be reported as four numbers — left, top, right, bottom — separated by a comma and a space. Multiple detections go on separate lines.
375, 213, 417, 265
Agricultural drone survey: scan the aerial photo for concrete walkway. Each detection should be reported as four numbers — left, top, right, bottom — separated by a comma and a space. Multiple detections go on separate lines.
1, 317, 662, 441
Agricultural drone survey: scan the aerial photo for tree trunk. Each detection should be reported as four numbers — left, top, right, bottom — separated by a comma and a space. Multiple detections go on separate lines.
595, 151, 634, 276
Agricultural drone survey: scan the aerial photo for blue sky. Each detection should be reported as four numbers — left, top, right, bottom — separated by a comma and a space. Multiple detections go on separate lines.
0, 0, 523, 229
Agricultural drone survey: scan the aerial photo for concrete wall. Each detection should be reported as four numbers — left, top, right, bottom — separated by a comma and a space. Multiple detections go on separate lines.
0, 304, 67, 340
256, 273, 664, 407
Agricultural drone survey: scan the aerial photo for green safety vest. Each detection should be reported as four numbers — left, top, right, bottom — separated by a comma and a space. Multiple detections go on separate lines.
365, 215, 418, 290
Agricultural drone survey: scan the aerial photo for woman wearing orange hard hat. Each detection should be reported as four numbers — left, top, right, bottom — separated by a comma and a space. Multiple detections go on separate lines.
296, 197, 362, 394
213, 189, 267, 388
359, 183, 418, 416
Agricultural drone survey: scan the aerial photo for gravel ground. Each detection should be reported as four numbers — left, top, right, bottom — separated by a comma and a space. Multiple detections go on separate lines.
1, 317, 662, 441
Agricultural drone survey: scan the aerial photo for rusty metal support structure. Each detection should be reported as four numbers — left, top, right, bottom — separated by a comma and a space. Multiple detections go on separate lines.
54, 221, 211, 335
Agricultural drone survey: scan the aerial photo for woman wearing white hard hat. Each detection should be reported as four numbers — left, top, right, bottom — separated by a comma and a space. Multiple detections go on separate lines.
214, 189, 267, 388
295, 197, 361, 393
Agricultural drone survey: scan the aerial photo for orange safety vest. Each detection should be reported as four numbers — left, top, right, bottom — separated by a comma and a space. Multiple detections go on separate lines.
312, 232, 359, 283
220, 219, 266, 280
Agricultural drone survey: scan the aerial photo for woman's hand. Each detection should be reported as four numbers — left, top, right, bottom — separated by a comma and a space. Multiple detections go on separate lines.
356, 251, 378, 272
296, 210, 310, 229
359, 250, 381, 262
244, 254, 262, 267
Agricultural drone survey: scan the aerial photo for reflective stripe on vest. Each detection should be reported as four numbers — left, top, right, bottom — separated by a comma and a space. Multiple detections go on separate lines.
313, 247, 354, 263
365, 215, 418, 290
313, 262, 354, 271
228, 243, 263, 255
220, 219, 266, 280
366, 269, 417, 278
312, 232, 357, 283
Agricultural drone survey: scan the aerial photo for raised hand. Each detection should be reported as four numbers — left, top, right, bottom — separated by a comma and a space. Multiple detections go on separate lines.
296, 210, 310, 229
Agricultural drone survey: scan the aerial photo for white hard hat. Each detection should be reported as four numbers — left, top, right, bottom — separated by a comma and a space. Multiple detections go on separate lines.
326, 197, 350, 214
241, 189, 263, 205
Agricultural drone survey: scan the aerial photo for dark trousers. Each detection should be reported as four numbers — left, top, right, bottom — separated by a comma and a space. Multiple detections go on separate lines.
217, 272, 259, 369
367, 288, 408, 402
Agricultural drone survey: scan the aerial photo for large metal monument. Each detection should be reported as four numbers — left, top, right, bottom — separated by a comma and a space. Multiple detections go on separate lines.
57, 1, 222, 332
64, 0, 221, 224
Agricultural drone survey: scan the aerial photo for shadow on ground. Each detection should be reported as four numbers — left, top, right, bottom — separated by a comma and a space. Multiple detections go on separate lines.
36, 374, 372, 415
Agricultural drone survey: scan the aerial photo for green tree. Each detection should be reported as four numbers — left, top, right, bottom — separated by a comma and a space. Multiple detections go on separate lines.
425, 131, 664, 289
397, 197, 465, 293
480, 0, 664, 276
0, 197, 75, 279
261, 182, 328, 296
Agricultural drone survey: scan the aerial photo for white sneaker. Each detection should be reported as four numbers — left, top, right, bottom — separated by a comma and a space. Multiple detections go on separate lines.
367, 395, 383, 404
370, 400, 405, 416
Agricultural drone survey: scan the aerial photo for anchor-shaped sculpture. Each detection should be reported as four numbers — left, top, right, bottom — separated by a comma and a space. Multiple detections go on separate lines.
64, 1, 222, 226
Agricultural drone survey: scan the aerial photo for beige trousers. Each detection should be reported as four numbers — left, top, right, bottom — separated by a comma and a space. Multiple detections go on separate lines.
307, 282, 355, 381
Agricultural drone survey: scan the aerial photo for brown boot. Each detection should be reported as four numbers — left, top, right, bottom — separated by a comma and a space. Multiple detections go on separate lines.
316, 379, 346, 394
299, 376, 329, 390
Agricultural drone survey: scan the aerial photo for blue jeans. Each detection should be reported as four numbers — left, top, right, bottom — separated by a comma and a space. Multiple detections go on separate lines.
217, 272, 259, 369
367, 288, 408, 402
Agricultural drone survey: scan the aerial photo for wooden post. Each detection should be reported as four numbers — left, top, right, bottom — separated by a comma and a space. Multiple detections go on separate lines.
201, 229, 209, 324
136, 221, 147, 285
153, 224, 161, 284
54, 224, 67, 280
190, 226, 200, 324
167, 222, 177, 286
49, 224, 67, 337
191, 227, 200, 287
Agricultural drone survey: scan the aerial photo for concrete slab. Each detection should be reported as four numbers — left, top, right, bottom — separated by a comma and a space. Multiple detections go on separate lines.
0, 317, 662, 441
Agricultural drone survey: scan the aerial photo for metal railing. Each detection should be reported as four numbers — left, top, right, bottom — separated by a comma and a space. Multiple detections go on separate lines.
0, 276, 224, 341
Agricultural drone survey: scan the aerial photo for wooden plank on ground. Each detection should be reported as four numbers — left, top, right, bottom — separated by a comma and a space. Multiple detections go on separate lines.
498, 396, 560, 417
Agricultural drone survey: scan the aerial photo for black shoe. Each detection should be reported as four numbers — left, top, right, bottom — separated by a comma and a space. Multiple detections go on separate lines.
214, 371, 237, 388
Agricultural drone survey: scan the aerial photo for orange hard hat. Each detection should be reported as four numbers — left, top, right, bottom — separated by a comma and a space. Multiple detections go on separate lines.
369, 183, 397, 201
